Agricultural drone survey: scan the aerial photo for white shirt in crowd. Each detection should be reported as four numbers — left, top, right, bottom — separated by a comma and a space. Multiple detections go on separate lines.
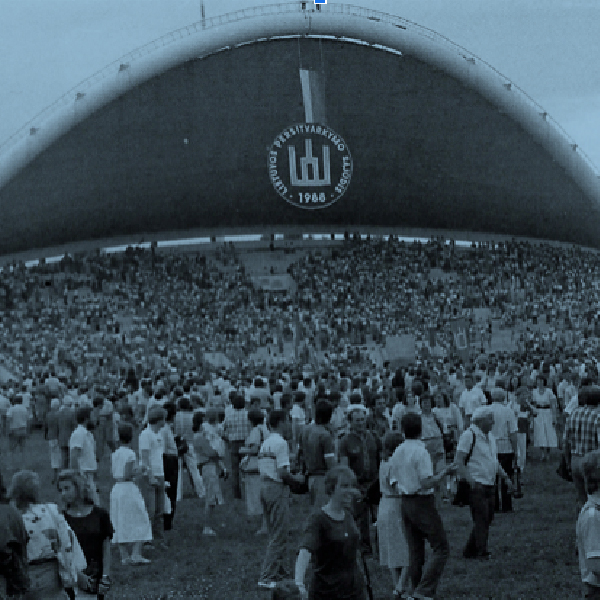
489, 402, 518, 455
459, 387, 486, 417
388, 438, 434, 496
139, 426, 165, 477
69, 424, 97, 472
457, 424, 498, 486
258, 431, 290, 483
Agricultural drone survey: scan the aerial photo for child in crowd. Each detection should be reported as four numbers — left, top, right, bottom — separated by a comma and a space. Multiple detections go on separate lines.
110, 422, 153, 565
193, 410, 225, 536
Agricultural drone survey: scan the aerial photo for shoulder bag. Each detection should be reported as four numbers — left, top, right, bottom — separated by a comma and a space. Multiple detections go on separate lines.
452, 429, 477, 507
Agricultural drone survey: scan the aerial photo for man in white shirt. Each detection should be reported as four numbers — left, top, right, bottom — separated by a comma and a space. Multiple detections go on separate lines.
257, 409, 304, 589
388, 412, 456, 600
6, 397, 30, 454
458, 373, 486, 429
139, 405, 167, 546
68, 406, 100, 504
457, 406, 513, 560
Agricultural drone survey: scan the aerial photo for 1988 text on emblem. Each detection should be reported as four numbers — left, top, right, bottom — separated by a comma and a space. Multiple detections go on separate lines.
268, 123, 353, 210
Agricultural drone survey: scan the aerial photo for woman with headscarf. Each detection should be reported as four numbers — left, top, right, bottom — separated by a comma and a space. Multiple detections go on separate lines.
57, 470, 113, 599
8, 469, 85, 600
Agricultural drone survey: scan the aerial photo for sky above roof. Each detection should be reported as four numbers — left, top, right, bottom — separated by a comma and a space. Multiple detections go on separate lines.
1, 0, 599, 168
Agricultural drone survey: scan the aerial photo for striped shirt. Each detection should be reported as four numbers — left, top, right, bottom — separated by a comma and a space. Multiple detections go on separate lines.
565, 406, 600, 457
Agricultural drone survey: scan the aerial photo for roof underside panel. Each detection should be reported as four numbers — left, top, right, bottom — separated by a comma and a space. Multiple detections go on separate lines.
0, 39, 597, 253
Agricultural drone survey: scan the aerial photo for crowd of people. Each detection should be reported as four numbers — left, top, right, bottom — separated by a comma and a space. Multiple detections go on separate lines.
1, 235, 600, 598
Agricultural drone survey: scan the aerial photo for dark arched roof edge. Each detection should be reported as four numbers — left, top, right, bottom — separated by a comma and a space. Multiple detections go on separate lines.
1, 2, 599, 205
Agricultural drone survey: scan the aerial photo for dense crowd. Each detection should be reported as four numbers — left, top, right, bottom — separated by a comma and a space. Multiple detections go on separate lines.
2, 236, 600, 599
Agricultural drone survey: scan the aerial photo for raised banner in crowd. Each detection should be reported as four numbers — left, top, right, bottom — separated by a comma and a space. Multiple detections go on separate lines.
450, 317, 470, 363
382, 335, 415, 366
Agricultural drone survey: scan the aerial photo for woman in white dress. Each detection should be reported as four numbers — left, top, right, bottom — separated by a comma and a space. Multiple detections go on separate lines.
110, 423, 152, 565
531, 374, 558, 461
377, 432, 410, 598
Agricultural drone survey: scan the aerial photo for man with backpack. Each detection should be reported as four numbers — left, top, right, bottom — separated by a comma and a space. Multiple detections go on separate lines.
456, 406, 514, 560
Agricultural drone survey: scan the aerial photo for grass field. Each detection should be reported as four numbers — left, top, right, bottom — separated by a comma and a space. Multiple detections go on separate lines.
1, 431, 581, 600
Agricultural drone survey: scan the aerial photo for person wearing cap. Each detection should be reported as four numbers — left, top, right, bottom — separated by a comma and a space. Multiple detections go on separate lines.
531, 373, 558, 461
47, 398, 62, 484
576, 449, 600, 600
488, 388, 518, 512
139, 405, 167, 547
456, 406, 514, 560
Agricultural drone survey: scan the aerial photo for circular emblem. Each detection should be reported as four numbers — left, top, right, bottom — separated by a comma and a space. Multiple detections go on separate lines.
268, 123, 353, 209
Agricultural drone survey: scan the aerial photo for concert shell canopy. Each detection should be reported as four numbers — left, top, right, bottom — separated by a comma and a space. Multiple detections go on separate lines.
1, 2, 599, 255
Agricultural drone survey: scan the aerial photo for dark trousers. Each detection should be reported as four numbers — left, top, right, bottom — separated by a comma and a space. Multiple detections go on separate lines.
495, 453, 515, 512
60, 446, 69, 469
229, 440, 244, 499
401, 494, 449, 599
585, 584, 600, 599
464, 484, 495, 557
352, 493, 372, 554
163, 454, 179, 531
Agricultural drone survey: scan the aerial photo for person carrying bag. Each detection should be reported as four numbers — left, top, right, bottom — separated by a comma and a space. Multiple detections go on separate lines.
452, 427, 477, 507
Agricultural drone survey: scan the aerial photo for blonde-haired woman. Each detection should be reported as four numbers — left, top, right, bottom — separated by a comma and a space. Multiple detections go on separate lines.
57, 470, 113, 598
9, 469, 85, 599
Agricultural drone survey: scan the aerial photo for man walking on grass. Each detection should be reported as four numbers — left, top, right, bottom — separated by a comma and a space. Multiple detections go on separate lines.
389, 412, 456, 600
457, 406, 514, 560
257, 409, 305, 589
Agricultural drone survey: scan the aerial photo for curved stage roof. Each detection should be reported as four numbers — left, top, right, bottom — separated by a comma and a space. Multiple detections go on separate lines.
1, 2, 599, 255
